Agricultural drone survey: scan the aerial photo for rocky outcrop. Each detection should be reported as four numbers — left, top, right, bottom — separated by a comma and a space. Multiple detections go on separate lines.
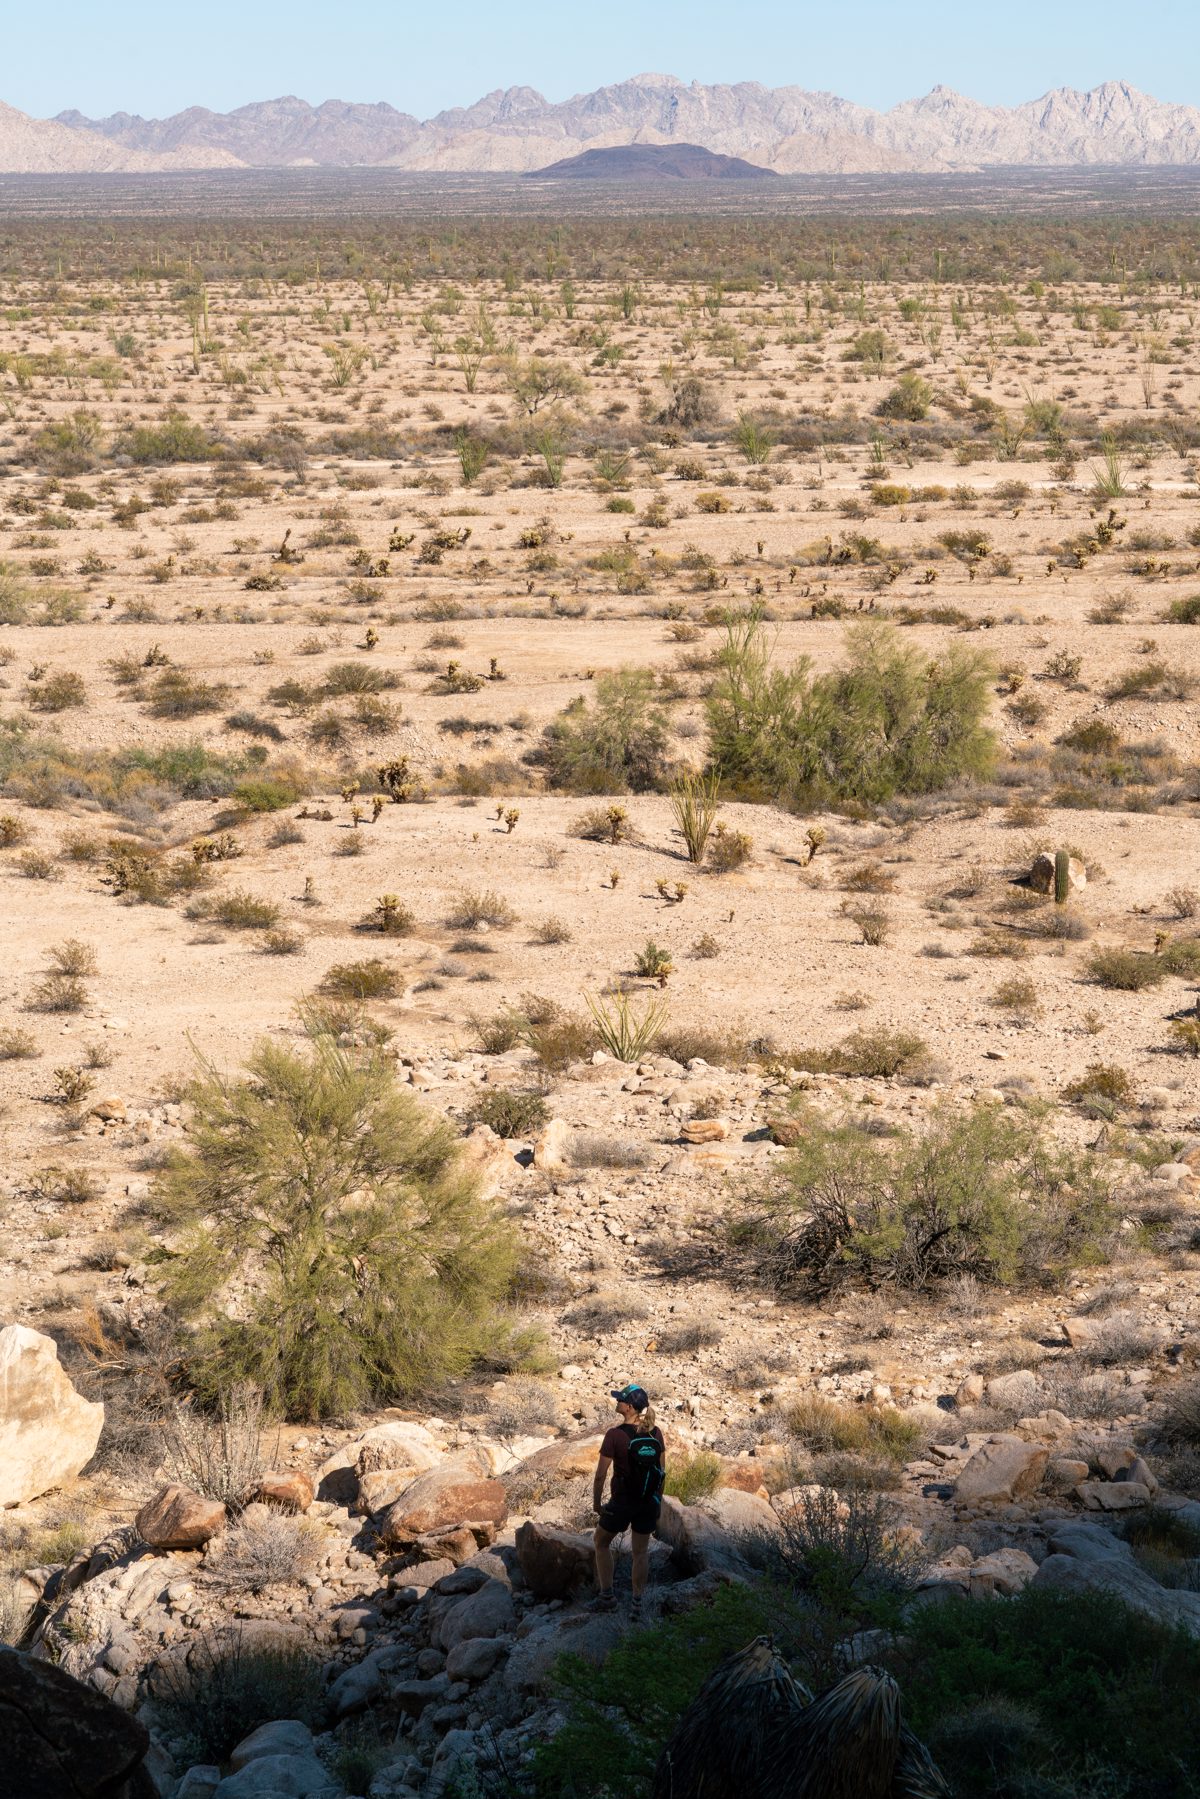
0, 1326, 104, 1508
0, 1645, 157, 1798
1032, 1522, 1200, 1633
376, 1465, 507, 1547
515, 1521, 595, 1599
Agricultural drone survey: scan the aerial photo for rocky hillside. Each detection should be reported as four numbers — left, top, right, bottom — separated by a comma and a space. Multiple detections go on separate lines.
29, 75, 1200, 174
0, 100, 237, 174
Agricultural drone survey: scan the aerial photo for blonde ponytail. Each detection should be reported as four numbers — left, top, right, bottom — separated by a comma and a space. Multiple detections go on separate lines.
637, 1405, 657, 1432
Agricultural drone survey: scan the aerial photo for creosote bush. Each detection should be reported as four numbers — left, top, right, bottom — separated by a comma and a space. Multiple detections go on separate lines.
155, 1039, 518, 1418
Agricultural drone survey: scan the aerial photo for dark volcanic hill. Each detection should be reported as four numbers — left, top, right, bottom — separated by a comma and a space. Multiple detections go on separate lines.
530, 142, 778, 180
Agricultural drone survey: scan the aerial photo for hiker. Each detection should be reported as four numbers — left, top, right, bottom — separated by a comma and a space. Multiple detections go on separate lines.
590, 1382, 665, 1618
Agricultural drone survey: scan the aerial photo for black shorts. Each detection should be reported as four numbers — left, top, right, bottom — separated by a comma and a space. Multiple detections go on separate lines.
598, 1495, 660, 1538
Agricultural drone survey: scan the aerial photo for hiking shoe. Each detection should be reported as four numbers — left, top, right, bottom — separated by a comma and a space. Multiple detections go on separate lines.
587, 1592, 617, 1613
629, 1596, 644, 1622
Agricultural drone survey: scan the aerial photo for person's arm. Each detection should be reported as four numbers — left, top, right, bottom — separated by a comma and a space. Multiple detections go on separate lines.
593, 1453, 612, 1514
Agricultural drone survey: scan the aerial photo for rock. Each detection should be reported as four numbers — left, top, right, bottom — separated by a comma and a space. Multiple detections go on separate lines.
434, 1578, 516, 1652
984, 1370, 1040, 1410
656, 1496, 758, 1578
953, 1435, 1050, 1504
0, 1325, 105, 1508
766, 1114, 805, 1147
176, 1770, 222, 1799
1096, 1445, 1136, 1479
1047, 1458, 1090, 1486
0, 1644, 157, 1798
1029, 851, 1085, 896
214, 1752, 341, 1797
390, 1673, 451, 1716
326, 1645, 410, 1719
254, 1472, 314, 1513
717, 1463, 770, 1497
356, 1468, 423, 1514
533, 1118, 571, 1171
445, 1636, 508, 1681
509, 1434, 604, 1483
1032, 1522, 1200, 1633
503, 1611, 625, 1695
967, 1548, 1039, 1598
316, 1421, 441, 1505
457, 1123, 512, 1197
515, 1521, 595, 1600
89, 1098, 127, 1122
377, 1468, 507, 1547
1076, 1479, 1153, 1511
681, 1118, 729, 1143
700, 1488, 782, 1538
230, 1722, 316, 1771
135, 1485, 227, 1551
954, 1373, 985, 1407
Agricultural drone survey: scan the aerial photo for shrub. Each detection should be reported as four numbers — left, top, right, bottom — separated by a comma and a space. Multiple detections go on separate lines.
705, 823, 753, 873
894, 1586, 1200, 1798
736, 1102, 1115, 1295
671, 770, 721, 864
28, 671, 87, 712
162, 1385, 270, 1508
466, 1089, 548, 1138
1087, 947, 1168, 990
1164, 594, 1200, 624
878, 374, 933, 421
585, 990, 667, 1062
536, 669, 670, 794
193, 889, 280, 931
446, 887, 515, 930
663, 1450, 723, 1503
0, 1026, 37, 1059
155, 1039, 515, 1418
1063, 1063, 1133, 1107
706, 618, 993, 809
784, 1395, 924, 1463
533, 915, 572, 945
30, 971, 88, 1013
208, 1509, 319, 1591
571, 804, 631, 844
320, 959, 399, 1000
232, 777, 304, 813
847, 904, 890, 946
152, 1634, 325, 1768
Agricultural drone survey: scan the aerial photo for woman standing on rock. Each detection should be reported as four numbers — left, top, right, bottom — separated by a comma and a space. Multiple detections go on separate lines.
589, 1383, 666, 1620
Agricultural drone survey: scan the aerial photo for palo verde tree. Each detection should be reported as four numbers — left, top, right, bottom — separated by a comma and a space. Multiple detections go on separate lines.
156, 1037, 515, 1419
706, 617, 995, 809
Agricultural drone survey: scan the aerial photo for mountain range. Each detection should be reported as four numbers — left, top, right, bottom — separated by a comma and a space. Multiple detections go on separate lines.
0, 75, 1197, 174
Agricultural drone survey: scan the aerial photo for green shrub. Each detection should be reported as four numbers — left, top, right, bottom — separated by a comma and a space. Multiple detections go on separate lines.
537, 669, 670, 794
119, 409, 222, 465
663, 1450, 723, 1504
320, 959, 398, 1000
1164, 594, 1200, 624
706, 618, 993, 809
1087, 947, 1168, 990
735, 1102, 1115, 1295
232, 777, 303, 813
1063, 1063, 1133, 1107
156, 1039, 515, 1417
893, 1586, 1200, 1797
878, 374, 933, 421
465, 1088, 548, 1138
193, 889, 280, 931
532, 1583, 808, 1799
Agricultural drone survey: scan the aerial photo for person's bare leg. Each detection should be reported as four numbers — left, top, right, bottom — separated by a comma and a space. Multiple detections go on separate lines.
593, 1526, 615, 1595
630, 1531, 651, 1599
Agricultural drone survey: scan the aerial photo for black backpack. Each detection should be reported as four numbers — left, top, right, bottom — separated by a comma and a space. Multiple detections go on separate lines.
625, 1426, 665, 1505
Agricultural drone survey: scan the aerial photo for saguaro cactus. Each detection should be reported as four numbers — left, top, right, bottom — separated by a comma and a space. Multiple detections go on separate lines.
1054, 848, 1071, 904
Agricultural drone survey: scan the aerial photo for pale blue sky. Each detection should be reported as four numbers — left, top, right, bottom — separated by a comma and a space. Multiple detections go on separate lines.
8, 0, 1198, 121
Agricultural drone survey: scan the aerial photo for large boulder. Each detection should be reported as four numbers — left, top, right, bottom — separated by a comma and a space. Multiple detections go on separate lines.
0, 1325, 104, 1508
376, 1464, 507, 1547
952, 1435, 1049, 1505
229, 1721, 316, 1770
316, 1420, 442, 1506
656, 1496, 758, 1578
1032, 1521, 1200, 1634
136, 1485, 226, 1551
515, 1521, 595, 1599
508, 1433, 605, 1484
213, 1752, 340, 1797
1029, 851, 1086, 896
0, 1644, 157, 1798
434, 1578, 516, 1652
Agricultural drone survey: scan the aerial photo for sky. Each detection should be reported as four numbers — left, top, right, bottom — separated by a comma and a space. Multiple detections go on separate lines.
5, 0, 1198, 121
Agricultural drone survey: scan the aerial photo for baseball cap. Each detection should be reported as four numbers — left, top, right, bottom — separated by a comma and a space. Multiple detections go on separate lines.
610, 1383, 650, 1411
